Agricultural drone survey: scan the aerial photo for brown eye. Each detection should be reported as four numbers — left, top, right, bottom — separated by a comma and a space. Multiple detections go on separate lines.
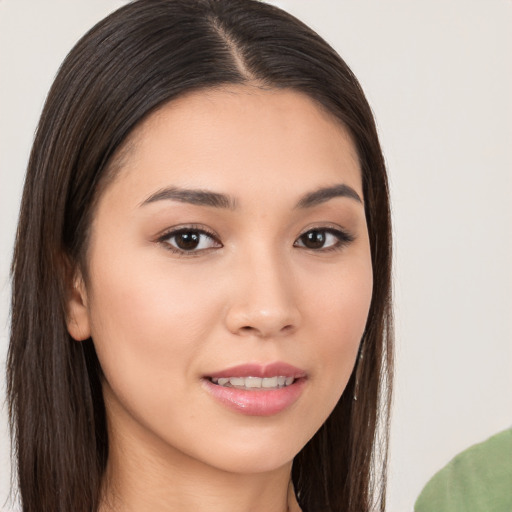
160, 228, 221, 253
294, 228, 354, 251
174, 231, 201, 250
300, 230, 326, 249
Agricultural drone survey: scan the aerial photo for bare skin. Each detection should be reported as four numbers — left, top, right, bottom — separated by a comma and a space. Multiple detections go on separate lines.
67, 85, 372, 512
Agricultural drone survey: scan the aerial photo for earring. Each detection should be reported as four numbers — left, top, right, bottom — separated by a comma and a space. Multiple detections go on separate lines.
353, 343, 364, 401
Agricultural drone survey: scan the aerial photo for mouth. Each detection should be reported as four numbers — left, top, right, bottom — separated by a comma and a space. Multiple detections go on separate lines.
203, 362, 307, 416
208, 375, 297, 390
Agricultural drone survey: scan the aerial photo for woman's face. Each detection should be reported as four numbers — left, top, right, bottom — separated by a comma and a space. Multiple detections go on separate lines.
68, 86, 372, 475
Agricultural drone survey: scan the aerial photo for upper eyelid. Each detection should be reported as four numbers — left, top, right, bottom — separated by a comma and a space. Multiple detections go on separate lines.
156, 224, 220, 241
296, 225, 354, 239
296, 227, 353, 241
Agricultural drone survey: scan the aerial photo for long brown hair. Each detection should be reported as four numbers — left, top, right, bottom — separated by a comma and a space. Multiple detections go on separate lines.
7, 1, 393, 511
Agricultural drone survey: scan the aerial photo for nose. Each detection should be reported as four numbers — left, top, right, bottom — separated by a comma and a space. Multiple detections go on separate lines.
224, 251, 301, 339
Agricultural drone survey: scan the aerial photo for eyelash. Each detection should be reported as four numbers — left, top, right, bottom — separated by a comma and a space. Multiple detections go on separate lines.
157, 225, 355, 255
157, 225, 221, 256
294, 227, 355, 252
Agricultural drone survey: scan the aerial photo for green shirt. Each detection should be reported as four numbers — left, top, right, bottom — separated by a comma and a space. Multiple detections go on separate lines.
414, 428, 512, 512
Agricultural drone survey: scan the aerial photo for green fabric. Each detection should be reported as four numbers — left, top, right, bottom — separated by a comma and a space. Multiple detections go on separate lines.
415, 428, 512, 512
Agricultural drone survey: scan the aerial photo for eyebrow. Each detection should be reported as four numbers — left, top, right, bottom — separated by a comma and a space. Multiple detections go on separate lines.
140, 187, 237, 210
295, 184, 362, 208
140, 183, 362, 210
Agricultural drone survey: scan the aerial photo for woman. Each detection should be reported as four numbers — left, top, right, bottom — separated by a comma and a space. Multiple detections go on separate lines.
7, 1, 393, 511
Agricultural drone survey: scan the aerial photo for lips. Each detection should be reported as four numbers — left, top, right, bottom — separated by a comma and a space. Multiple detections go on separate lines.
203, 362, 307, 416
207, 362, 306, 379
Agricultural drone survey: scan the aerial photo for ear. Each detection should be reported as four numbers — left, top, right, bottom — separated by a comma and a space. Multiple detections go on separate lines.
66, 269, 91, 341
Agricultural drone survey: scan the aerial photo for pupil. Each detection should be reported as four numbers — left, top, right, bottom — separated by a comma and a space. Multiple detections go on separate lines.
303, 230, 325, 249
176, 232, 200, 250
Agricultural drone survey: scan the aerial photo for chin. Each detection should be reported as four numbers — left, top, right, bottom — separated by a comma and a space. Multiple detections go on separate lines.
189, 428, 311, 475
207, 448, 296, 475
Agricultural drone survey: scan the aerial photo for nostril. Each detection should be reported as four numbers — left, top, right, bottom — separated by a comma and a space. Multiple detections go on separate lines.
238, 323, 295, 336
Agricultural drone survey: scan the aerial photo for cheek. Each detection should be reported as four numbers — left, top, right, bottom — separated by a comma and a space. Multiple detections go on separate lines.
85, 252, 221, 403
323, 264, 372, 350
304, 253, 373, 406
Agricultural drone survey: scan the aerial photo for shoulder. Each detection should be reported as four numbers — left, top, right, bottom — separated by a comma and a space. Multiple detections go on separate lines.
414, 428, 512, 512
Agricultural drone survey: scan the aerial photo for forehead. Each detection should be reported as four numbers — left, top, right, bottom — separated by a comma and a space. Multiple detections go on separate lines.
103, 85, 362, 206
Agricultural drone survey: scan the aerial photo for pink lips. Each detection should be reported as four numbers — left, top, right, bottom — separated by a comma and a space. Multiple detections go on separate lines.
208, 362, 306, 379
203, 362, 307, 416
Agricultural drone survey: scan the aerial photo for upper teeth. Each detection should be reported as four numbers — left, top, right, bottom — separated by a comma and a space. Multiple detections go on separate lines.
211, 376, 295, 389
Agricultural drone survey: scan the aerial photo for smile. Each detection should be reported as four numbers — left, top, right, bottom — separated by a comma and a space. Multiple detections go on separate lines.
210, 376, 295, 390
204, 362, 307, 416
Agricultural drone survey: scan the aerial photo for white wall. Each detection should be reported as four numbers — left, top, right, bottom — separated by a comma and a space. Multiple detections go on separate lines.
1, 1, 511, 511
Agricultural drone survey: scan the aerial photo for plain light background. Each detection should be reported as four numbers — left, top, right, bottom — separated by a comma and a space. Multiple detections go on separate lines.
1, 1, 511, 510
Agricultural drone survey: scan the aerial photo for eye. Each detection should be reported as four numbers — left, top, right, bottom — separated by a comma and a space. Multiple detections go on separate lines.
294, 228, 354, 251
159, 227, 222, 254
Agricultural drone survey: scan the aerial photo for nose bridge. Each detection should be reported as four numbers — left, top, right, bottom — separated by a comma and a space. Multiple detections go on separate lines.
225, 242, 300, 338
